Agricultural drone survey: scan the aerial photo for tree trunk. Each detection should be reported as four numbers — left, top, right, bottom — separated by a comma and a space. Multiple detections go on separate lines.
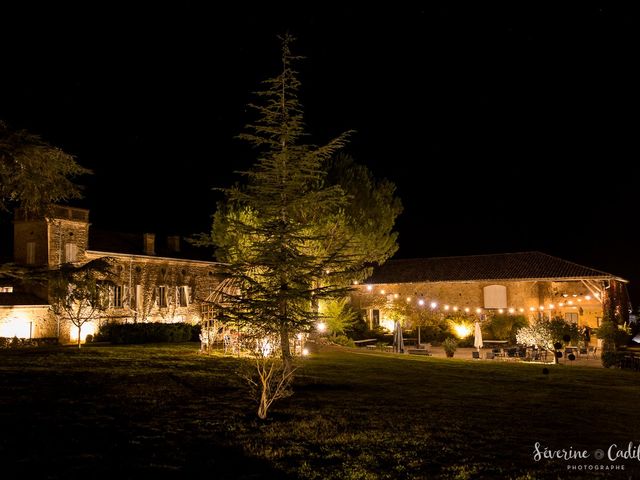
280, 324, 292, 373
77, 325, 82, 349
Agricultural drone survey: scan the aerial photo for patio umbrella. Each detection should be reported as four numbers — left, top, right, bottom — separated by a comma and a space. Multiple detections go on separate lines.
393, 321, 404, 353
474, 321, 483, 351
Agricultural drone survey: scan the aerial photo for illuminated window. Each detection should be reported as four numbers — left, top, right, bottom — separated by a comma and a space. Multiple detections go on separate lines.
111, 285, 123, 308
158, 286, 168, 308
369, 309, 380, 328
26, 242, 36, 265
65, 243, 78, 263
483, 285, 507, 309
134, 285, 143, 311
0, 286, 13, 293
178, 286, 190, 307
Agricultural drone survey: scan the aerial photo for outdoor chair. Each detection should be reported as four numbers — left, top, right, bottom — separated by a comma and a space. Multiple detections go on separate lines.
472, 351, 480, 359
485, 352, 495, 360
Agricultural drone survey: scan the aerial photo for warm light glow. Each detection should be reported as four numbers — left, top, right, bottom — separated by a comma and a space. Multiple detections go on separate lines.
577, 299, 582, 303
572, 294, 577, 297
539, 306, 544, 310
69, 321, 97, 343
296, 333, 303, 340
394, 293, 399, 299
317, 322, 327, 332
519, 308, 524, 313
430, 302, 437, 309
508, 308, 515, 314
476, 308, 482, 314
562, 293, 569, 297
453, 306, 458, 312
452, 323, 472, 339
260, 338, 273, 357
498, 309, 504, 314
418, 299, 425, 306
406, 297, 412, 303
366, 285, 373, 291
302, 348, 309, 356
548, 304, 554, 309
464, 307, 470, 313
529, 307, 535, 312
567, 300, 573, 305
353, 280, 359, 285
585, 295, 592, 300
380, 289, 386, 295
559, 302, 564, 307
444, 305, 450, 311
0, 310, 34, 338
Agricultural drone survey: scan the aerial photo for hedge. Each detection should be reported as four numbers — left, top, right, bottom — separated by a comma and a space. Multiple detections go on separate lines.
95, 322, 201, 344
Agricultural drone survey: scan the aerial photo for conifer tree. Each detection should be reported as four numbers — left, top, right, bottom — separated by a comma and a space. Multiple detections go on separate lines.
212, 35, 357, 369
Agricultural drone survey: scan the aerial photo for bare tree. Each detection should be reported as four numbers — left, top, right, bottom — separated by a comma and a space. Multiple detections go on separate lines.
49, 258, 113, 348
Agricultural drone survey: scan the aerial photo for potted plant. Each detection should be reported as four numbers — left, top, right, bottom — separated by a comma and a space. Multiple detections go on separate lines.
443, 337, 458, 358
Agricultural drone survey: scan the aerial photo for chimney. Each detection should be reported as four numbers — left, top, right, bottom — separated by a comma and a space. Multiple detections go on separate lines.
143, 233, 155, 255
167, 235, 181, 253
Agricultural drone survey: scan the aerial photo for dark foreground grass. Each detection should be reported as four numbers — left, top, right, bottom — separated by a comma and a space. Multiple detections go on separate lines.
0, 344, 639, 479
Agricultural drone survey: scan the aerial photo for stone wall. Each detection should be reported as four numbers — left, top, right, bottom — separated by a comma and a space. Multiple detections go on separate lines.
85, 251, 223, 327
351, 279, 604, 330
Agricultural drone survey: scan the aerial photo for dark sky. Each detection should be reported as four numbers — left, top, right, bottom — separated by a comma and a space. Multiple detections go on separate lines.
1, 5, 639, 301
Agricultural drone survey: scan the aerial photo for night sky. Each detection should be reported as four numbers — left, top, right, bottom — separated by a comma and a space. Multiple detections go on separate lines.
1, 5, 638, 301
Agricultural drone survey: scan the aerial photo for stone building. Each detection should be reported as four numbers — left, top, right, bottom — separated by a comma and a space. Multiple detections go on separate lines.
1, 206, 224, 342
351, 252, 629, 341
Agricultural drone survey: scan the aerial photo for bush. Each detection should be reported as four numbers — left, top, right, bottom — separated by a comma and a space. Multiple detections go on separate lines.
331, 335, 356, 348
0, 337, 59, 349
95, 322, 199, 344
486, 314, 528, 341
601, 351, 624, 368
443, 337, 458, 357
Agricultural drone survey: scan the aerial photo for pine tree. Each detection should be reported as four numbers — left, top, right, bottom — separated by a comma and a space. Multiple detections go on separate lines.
212, 35, 357, 369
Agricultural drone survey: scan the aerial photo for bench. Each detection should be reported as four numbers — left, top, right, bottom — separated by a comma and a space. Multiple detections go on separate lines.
408, 348, 431, 356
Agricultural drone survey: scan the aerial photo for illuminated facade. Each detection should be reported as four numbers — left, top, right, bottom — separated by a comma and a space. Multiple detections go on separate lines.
1, 206, 224, 342
351, 252, 629, 344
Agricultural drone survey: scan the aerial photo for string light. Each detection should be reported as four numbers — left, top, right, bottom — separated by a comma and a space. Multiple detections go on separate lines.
359, 285, 590, 315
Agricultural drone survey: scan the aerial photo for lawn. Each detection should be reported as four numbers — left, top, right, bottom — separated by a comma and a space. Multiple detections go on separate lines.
0, 344, 638, 479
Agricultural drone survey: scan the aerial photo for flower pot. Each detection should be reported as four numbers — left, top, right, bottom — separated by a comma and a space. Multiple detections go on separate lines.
445, 352, 454, 358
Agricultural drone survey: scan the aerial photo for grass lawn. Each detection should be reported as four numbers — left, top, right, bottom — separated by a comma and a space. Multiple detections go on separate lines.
1, 343, 639, 479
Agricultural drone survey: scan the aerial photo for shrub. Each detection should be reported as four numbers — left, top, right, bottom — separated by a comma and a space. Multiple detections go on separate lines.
95, 322, 199, 344
0, 337, 59, 349
487, 314, 528, 341
601, 351, 624, 368
443, 337, 458, 357
332, 335, 356, 348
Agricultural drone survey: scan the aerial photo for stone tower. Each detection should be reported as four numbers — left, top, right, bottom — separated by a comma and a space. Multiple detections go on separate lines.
13, 206, 90, 267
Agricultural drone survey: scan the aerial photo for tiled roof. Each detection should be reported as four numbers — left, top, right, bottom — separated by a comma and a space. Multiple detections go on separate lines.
88, 230, 215, 262
0, 293, 49, 306
367, 252, 625, 284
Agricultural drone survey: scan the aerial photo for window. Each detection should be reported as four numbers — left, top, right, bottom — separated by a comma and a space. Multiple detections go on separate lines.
65, 243, 78, 263
111, 285, 123, 308
158, 286, 168, 308
565, 313, 578, 324
0, 286, 13, 293
26, 242, 36, 265
179, 286, 190, 307
483, 285, 507, 309
134, 285, 143, 311
370, 309, 380, 328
